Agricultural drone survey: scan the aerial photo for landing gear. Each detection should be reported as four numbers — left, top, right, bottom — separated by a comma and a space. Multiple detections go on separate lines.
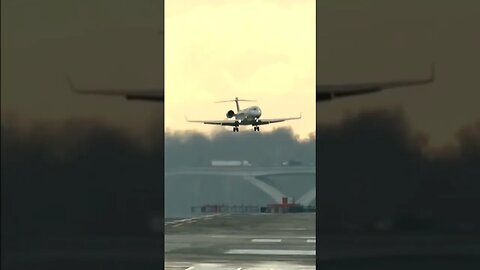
254, 126, 260, 132
233, 127, 239, 132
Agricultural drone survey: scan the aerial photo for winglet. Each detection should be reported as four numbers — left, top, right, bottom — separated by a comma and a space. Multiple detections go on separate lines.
185, 115, 190, 122
66, 73, 78, 92
65, 73, 89, 94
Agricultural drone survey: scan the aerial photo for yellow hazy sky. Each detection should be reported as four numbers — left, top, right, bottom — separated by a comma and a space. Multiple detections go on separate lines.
165, 0, 315, 139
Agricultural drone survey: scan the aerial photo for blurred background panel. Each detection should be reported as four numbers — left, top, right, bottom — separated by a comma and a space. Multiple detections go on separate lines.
2, 0, 165, 269
316, 1, 480, 268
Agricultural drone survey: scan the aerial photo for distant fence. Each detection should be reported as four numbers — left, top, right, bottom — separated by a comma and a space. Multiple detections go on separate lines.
191, 204, 260, 214
191, 204, 316, 214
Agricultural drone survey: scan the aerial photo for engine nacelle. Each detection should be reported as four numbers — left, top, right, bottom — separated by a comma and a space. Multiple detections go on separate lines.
226, 110, 235, 118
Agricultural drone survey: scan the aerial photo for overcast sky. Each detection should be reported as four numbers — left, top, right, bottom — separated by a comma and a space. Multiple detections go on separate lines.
165, 0, 315, 139
2, 0, 479, 146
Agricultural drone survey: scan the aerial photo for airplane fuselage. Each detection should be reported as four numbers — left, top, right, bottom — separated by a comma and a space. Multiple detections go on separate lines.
234, 105, 262, 125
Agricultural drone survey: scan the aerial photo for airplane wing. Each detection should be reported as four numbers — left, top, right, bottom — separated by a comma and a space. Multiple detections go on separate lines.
256, 114, 302, 125
185, 117, 238, 126
317, 64, 435, 102
67, 75, 164, 102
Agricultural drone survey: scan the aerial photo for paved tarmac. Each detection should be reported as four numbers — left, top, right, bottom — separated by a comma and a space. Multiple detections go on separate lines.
165, 213, 316, 269
165, 212, 480, 269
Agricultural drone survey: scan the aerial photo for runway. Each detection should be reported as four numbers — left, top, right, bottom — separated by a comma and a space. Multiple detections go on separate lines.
165, 213, 316, 269
165, 212, 480, 269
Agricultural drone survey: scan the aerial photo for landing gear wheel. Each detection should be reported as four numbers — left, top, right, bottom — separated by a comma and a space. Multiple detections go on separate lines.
233, 127, 239, 132
254, 126, 260, 132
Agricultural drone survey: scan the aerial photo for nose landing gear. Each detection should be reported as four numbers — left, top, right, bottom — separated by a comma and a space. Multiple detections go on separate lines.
233, 127, 239, 132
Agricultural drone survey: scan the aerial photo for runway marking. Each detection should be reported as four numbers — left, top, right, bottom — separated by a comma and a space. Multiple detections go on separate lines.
210, 235, 227, 238
167, 263, 314, 270
170, 264, 244, 270
225, 249, 315, 256
279, 228, 306, 231
251, 239, 282, 243
306, 239, 316, 243
165, 214, 222, 226
208, 235, 316, 241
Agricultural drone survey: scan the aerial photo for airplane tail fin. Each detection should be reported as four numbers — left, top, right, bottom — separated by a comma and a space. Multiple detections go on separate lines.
215, 97, 256, 112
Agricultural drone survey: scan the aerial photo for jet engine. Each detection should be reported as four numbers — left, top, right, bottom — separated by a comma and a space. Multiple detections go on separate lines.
226, 110, 235, 118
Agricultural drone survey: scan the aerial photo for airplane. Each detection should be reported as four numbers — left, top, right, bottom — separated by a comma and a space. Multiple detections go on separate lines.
185, 98, 302, 132
68, 64, 434, 111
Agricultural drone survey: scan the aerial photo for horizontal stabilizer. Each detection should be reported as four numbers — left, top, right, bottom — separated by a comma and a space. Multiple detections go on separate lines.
215, 99, 256, 103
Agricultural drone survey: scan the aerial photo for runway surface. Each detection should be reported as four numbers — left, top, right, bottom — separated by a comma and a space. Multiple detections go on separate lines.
165, 213, 316, 269
165, 212, 480, 269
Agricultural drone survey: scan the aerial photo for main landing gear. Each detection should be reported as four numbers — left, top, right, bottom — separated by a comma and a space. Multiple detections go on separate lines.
233, 126, 260, 132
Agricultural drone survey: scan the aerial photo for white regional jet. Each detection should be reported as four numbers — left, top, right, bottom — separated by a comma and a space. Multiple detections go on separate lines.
185, 98, 301, 132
